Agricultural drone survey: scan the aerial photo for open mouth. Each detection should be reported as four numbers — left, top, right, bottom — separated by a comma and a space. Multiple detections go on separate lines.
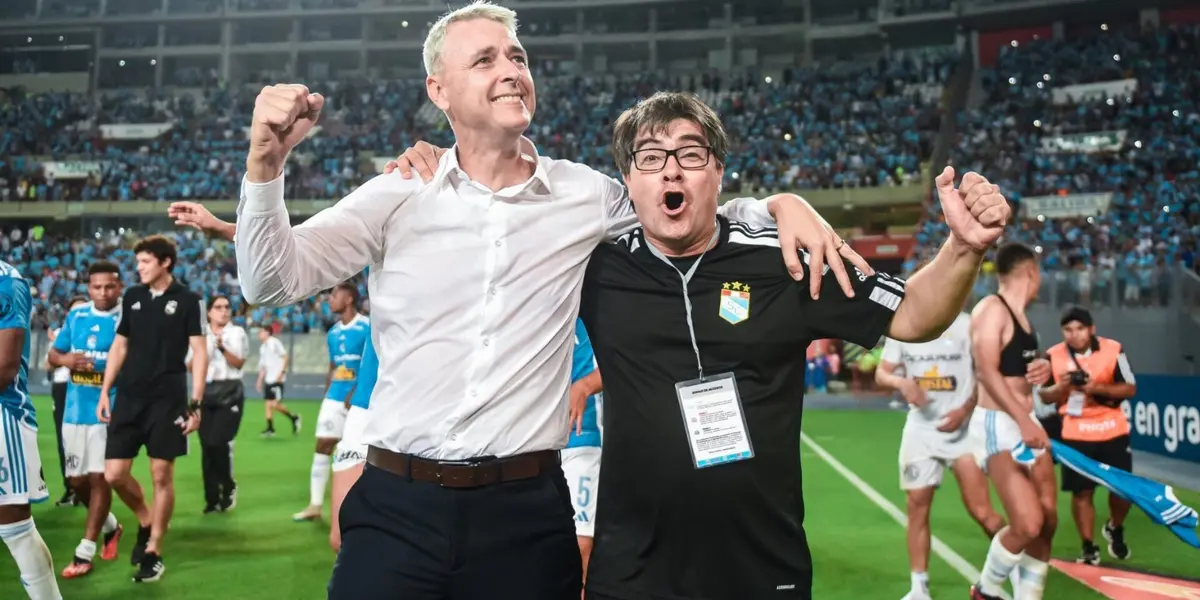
663, 191, 686, 216
491, 94, 525, 105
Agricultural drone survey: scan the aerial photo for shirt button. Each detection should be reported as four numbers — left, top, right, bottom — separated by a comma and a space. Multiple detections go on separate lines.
449, 434, 458, 441
489, 287, 497, 296
470, 390, 478, 398
483, 338, 490, 347
494, 240, 502, 247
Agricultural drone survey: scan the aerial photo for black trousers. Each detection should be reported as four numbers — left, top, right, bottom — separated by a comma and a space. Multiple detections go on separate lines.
51, 381, 69, 488
199, 380, 245, 506
328, 457, 581, 600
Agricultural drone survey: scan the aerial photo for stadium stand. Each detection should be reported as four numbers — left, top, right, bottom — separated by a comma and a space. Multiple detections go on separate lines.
912, 21, 1200, 310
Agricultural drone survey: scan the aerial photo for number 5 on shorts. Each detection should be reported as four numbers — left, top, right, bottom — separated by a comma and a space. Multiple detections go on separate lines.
576, 475, 592, 508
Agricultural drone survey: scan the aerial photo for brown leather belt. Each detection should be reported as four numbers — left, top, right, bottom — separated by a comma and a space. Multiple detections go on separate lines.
366, 446, 560, 489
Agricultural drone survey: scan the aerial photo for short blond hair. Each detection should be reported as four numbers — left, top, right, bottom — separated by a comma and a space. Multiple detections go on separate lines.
423, 1, 519, 76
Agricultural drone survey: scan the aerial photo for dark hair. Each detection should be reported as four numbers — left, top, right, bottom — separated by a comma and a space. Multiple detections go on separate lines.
133, 234, 177, 271
87, 260, 121, 279
334, 282, 361, 305
207, 295, 230, 312
611, 91, 728, 177
1060, 305, 1094, 328
995, 243, 1037, 276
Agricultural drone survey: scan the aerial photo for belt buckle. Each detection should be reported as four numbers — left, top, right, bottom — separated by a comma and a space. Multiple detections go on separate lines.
435, 459, 482, 487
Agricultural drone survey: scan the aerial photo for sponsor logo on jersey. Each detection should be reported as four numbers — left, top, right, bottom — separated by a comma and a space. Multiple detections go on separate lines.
914, 365, 958, 392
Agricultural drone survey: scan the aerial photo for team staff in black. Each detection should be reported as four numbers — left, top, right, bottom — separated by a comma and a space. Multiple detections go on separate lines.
577, 92, 1011, 600
194, 296, 249, 514
98, 234, 207, 583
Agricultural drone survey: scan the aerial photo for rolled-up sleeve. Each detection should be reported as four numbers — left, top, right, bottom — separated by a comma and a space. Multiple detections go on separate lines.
235, 173, 417, 306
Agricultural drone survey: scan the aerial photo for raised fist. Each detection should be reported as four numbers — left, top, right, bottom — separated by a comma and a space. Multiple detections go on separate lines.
247, 83, 325, 181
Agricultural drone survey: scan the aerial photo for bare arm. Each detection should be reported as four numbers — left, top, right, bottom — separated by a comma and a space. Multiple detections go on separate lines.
971, 300, 1035, 426
48, 348, 74, 369
0, 329, 22, 391
571, 370, 603, 398
889, 237, 984, 342
875, 360, 908, 391
100, 335, 127, 394
189, 335, 207, 402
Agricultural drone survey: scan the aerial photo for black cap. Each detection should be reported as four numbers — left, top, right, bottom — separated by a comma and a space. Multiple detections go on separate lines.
1060, 305, 1093, 328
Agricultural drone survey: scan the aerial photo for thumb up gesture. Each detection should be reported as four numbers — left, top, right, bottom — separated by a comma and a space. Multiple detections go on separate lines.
247, 84, 325, 182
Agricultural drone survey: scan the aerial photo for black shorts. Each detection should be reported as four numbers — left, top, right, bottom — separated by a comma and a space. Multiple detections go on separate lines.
106, 376, 190, 462
264, 383, 285, 401
200, 380, 246, 446
1039, 412, 1063, 442
1060, 435, 1132, 493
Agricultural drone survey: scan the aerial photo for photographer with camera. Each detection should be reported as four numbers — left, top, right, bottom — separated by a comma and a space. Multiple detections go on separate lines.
1040, 306, 1138, 566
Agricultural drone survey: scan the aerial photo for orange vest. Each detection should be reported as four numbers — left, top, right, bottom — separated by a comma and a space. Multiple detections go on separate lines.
1047, 337, 1130, 441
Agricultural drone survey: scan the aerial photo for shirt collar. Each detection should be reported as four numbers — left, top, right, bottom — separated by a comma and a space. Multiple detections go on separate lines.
432, 136, 554, 198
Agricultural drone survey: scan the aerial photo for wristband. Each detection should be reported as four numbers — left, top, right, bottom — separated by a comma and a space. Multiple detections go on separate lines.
189, 400, 202, 414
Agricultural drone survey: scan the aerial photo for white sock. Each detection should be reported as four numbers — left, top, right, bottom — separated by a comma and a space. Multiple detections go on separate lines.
1009, 567, 1021, 594
0, 518, 62, 600
980, 529, 1023, 596
1016, 554, 1049, 600
101, 513, 118, 535
910, 571, 929, 595
310, 453, 331, 507
74, 539, 97, 562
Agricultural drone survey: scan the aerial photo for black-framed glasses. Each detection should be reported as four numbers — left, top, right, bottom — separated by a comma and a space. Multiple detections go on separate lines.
632, 145, 713, 173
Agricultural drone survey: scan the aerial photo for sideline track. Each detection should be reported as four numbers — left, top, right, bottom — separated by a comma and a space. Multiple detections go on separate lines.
800, 431, 1014, 600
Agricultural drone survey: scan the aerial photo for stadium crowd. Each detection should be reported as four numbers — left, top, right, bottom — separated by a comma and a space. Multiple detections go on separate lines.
0, 50, 954, 203
913, 21, 1200, 308
0, 224, 350, 334
3, 23, 1200, 344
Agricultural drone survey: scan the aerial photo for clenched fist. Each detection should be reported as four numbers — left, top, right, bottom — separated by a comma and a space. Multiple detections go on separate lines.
247, 83, 325, 182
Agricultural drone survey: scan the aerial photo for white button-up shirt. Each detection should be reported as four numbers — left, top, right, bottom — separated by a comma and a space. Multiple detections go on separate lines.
206, 325, 248, 382
236, 143, 776, 460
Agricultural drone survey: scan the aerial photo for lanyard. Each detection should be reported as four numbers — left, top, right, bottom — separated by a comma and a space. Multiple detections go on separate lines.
645, 221, 721, 379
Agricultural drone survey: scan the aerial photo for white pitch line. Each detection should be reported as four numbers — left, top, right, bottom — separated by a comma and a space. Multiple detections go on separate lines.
800, 431, 1013, 600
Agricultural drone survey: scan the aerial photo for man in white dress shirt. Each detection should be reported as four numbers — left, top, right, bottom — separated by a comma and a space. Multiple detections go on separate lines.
235, 3, 866, 598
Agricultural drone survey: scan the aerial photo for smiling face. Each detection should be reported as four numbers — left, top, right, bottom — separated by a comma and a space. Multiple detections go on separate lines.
425, 16, 535, 139
613, 93, 728, 256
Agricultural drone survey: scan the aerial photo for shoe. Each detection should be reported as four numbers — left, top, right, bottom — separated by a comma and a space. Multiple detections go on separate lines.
260, 428, 275, 438
130, 525, 151, 566
1103, 521, 1131, 560
203, 504, 221, 515
292, 415, 302, 435
901, 591, 932, 600
133, 552, 165, 583
61, 556, 93, 579
292, 504, 322, 521
101, 524, 123, 561
969, 584, 1002, 600
220, 486, 237, 512
56, 490, 76, 507
1076, 541, 1101, 566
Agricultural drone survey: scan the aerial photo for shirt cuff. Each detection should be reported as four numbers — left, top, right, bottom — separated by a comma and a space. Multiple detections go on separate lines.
238, 173, 285, 216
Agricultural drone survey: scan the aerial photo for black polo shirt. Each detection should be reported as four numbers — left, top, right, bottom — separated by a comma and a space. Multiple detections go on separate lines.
579, 216, 907, 600
116, 279, 204, 393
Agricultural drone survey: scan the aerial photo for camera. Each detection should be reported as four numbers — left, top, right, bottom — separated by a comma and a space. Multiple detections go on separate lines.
1069, 370, 1090, 387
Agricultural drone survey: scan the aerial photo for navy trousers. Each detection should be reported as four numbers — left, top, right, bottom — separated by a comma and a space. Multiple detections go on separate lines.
328, 459, 582, 600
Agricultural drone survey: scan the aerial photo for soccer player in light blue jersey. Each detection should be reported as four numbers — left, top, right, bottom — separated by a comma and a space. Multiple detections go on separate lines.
48, 261, 126, 579
564, 317, 604, 581
330, 328, 378, 551
294, 282, 371, 522
0, 259, 62, 600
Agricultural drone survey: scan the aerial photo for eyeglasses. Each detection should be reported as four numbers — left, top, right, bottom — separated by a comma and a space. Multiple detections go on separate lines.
631, 145, 713, 173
